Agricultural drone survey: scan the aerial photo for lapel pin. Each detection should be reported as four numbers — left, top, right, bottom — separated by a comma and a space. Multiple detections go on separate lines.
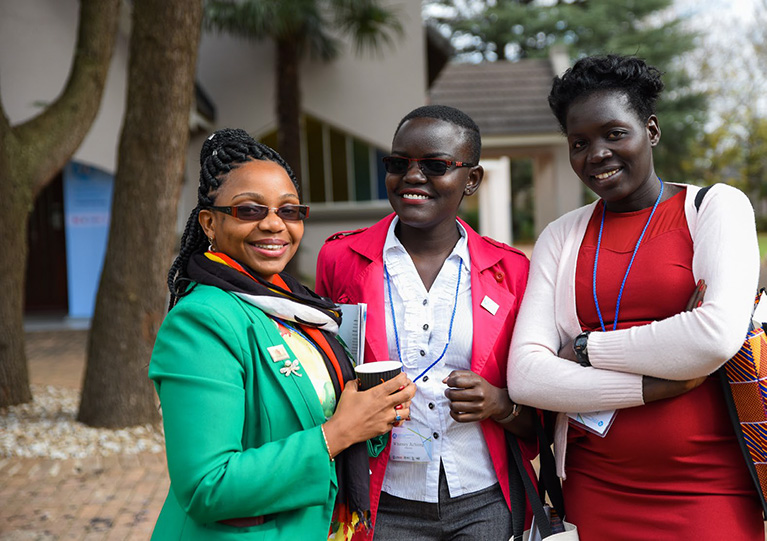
481, 295, 499, 316
268, 344, 290, 363
280, 359, 303, 377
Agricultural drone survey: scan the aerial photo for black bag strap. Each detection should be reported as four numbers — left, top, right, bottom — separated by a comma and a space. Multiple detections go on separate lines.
535, 414, 565, 516
694, 184, 713, 211
507, 412, 566, 539
508, 436, 527, 540
508, 432, 552, 539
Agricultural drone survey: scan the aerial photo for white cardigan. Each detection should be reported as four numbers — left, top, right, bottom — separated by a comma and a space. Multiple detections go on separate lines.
508, 183, 760, 477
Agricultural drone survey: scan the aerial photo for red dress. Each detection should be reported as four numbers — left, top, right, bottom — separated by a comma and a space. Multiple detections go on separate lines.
567, 188, 763, 540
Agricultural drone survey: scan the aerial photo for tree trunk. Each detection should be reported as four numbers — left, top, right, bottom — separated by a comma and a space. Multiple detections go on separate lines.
77, 0, 203, 427
275, 36, 302, 276
0, 0, 119, 407
275, 36, 302, 182
0, 153, 34, 406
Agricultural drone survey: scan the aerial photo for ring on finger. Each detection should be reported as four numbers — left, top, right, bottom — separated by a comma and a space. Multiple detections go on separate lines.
395, 414, 402, 422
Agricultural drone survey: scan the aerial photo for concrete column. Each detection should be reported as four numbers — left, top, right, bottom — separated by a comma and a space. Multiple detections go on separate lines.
533, 153, 555, 236
533, 146, 581, 235
553, 144, 582, 217
478, 156, 512, 244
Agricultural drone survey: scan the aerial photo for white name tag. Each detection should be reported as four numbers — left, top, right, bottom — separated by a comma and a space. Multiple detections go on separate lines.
389, 421, 434, 463
481, 295, 499, 315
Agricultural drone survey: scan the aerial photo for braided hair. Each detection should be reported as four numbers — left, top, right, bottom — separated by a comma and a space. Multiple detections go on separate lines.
167, 128, 300, 309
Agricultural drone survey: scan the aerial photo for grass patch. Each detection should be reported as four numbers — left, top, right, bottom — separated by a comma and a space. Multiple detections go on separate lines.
759, 232, 767, 262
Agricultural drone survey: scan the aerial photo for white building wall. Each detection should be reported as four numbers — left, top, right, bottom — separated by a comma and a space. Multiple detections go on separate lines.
302, 2, 427, 148
0, 0, 130, 174
3, 0, 429, 287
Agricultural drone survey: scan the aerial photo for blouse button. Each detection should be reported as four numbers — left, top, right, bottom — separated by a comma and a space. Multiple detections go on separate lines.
433, 432, 439, 440
428, 402, 435, 409
423, 324, 429, 331
423, 299, 428, 306
420, 350, 426, 356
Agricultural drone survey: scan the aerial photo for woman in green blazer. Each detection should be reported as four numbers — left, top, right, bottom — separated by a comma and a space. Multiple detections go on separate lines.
149, 128, 414, 540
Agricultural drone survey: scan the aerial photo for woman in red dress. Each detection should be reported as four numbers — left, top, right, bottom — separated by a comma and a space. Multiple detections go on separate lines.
508, 55, 764, 539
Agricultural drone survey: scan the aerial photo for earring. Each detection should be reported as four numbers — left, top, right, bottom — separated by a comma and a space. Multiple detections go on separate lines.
208, 238, 216, 252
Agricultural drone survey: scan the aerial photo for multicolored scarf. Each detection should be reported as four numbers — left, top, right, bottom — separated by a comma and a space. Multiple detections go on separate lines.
187, 251, 371, 538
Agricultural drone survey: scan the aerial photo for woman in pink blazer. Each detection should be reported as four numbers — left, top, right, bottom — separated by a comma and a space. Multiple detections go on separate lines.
316, 105, 535, 540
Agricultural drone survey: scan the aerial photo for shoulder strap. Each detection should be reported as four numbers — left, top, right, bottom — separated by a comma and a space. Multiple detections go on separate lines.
694, 185, 714, 211
507, 432, 551, 539
506, 413, 565, 539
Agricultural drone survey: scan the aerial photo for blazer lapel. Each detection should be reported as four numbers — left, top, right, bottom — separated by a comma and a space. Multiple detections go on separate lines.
470, 267, 514, 376
251, 305, 327, 428
465, 226, 515, 377
345, 216, 393, 365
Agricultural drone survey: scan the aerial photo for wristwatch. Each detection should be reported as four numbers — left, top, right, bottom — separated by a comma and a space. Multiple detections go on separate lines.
573, 331, 591, 367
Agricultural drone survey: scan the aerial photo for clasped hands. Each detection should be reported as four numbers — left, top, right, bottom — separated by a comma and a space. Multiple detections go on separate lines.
558, 279, 709, 403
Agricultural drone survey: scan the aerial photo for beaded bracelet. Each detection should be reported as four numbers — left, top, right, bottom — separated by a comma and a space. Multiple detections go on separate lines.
320, 424, 334, 462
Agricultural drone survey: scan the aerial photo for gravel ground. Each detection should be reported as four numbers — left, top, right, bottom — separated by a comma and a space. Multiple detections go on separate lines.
0, 385, 164, 459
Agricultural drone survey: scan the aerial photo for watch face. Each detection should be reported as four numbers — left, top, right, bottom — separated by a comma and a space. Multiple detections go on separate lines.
575, 335, 588, 350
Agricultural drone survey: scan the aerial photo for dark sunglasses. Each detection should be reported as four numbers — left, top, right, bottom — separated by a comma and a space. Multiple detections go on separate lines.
382, 156, 476, 176
205, 204, 309, 222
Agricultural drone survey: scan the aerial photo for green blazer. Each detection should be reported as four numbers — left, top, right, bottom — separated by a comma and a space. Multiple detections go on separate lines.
149, 284, 338, 540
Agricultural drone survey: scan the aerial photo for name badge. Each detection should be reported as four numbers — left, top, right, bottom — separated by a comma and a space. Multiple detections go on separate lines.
389, 420, 434, 463
567, 409, 617, 437
481, 295, 499, 315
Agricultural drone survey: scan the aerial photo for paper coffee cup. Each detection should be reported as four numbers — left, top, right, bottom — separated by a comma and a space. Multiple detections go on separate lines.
354, 361, 403, 390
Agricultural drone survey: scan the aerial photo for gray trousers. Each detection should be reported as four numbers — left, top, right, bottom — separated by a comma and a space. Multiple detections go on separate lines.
373, 464, 512, 541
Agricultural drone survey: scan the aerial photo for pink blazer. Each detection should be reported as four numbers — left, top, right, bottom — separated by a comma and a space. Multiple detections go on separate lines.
316, 214, 535, 537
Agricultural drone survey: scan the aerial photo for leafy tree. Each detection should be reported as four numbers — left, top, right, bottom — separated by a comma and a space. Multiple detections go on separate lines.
77, 0, 203, 427
0, 0, 120, 407
686, 0, 767, 226
203, 0, 403, 180
425, 0, 706, 182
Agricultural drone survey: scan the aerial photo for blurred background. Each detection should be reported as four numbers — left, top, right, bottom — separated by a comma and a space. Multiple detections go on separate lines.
2, 2, 767, 537
1, 0, 765, 423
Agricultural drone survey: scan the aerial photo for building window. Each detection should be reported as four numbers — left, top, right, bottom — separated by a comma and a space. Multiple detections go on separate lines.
259, 115, 387, 204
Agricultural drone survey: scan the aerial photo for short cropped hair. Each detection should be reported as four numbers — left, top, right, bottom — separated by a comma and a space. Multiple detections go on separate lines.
548, 55, 664, 133
394, 104, 482, 164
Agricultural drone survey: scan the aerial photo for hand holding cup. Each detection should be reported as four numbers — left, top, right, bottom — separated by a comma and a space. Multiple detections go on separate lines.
354, 360, 403, 390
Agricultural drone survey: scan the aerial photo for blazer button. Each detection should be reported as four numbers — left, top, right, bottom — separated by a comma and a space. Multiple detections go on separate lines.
494, 271, 504, 283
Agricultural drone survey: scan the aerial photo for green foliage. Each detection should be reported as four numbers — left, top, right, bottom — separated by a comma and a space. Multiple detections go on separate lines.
692, 115, 767, 228
204, 0, 403, 61
425, 0, 707, 182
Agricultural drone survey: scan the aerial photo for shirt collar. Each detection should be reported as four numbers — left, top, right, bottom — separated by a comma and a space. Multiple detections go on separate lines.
383, 216, 471, 271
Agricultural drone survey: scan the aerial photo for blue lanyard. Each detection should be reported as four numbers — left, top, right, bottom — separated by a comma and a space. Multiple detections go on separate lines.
385, 258, 462, 382
593, 180, 664, 332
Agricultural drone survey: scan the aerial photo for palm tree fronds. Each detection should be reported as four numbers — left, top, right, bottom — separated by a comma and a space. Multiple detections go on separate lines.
331, 0, 404, 55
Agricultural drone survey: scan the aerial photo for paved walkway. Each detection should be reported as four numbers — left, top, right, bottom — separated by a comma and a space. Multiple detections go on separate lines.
1, 331, 168, 540
5, 328, 767, 540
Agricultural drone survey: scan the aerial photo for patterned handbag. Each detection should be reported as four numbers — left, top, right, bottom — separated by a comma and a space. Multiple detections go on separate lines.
718, 289, 767, 517
696, 184, 767, 516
